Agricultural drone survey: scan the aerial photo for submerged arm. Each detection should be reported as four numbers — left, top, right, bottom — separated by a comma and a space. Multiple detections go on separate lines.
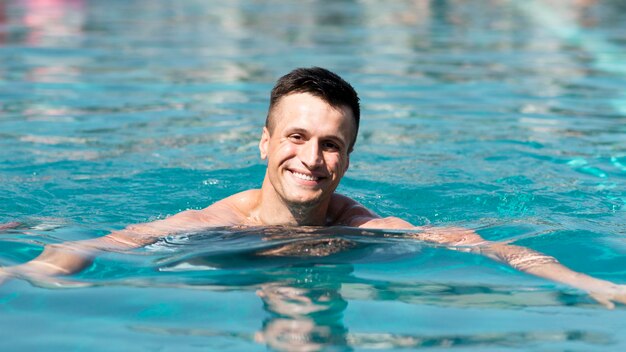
0, 206, 231, 284
350, 214, 626, 309
475, 241, 626, 308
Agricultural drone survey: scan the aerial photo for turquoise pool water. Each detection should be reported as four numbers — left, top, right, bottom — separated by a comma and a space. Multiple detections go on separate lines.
1, 0, 626, 350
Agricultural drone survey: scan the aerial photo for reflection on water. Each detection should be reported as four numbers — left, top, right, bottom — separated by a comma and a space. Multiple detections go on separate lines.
121, 260, 610, 351
255, 266, 350, 351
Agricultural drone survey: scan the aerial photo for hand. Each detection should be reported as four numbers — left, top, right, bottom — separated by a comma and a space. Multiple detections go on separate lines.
588, 284, 626, 309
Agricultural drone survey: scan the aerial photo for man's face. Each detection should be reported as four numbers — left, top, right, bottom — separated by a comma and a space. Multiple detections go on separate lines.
259, 92, 355, 207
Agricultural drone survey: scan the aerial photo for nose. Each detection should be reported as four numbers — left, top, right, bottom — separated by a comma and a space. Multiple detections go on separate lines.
299, 140, 323, 169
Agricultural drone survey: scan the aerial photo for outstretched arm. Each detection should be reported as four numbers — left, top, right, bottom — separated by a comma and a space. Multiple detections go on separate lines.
349, 215, 626, 309
0, 205, 234, 284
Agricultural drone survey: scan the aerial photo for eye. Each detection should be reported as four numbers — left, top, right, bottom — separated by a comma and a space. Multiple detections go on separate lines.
322, 141, 340, 151
288, 134, 304, 143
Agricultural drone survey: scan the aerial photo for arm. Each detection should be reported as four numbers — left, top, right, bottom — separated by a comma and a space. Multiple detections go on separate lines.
350, 214, 626, 309
0, 205, 234, 284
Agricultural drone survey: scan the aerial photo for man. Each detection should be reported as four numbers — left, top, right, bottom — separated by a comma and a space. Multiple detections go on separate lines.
1, 67, 625, 308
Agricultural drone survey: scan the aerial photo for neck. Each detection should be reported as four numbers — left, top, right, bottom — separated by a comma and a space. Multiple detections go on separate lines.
255, 176, 329, 226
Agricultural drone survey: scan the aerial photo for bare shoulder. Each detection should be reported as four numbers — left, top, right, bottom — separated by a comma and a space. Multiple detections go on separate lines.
328, 194, 419, 229
220, 189, 261, 211
197, 189, 260, 225
328, 193, 379, 226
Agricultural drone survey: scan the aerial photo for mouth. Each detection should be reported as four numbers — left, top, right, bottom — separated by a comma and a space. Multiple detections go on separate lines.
287, 169, 326, 184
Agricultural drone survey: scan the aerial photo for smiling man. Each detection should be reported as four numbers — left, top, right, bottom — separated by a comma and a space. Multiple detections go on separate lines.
254, 74, 357, 225
1, 67, 626, 308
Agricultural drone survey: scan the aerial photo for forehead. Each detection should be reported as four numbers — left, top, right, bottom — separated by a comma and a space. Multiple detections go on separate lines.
271, 93, 355, 135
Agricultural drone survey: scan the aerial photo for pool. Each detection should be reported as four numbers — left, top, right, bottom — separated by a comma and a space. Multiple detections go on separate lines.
1, 0, 626, 350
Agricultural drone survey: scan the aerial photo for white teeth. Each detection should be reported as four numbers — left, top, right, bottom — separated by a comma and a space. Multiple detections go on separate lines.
292, 171, 319, 181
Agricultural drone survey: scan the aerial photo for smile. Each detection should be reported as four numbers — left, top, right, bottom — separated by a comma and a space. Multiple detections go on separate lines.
287, 169, 325, 183
292, 171, 319, 181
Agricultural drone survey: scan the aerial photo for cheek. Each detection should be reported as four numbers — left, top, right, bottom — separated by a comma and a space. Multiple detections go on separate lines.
271, 143, 298, 162
327, 155, 348, 172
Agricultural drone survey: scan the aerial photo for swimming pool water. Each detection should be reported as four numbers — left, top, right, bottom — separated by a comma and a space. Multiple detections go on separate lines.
1, 0, 626, 350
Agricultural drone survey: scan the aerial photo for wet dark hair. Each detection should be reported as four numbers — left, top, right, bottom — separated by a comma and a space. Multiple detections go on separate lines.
265, 67, 360, 152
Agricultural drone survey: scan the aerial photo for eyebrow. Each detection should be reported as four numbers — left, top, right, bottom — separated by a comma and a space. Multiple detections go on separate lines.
284, 127, 348, 148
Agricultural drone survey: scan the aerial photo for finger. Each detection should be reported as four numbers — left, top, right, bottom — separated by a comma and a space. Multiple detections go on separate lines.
589, 292, 615, 310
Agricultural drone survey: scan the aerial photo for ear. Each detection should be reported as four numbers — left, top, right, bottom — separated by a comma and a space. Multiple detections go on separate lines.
344, 154, 350, 173
259, 127, 270, 160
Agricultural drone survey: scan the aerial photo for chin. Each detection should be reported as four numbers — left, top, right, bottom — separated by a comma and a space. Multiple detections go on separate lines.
285, 193, 325, 207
